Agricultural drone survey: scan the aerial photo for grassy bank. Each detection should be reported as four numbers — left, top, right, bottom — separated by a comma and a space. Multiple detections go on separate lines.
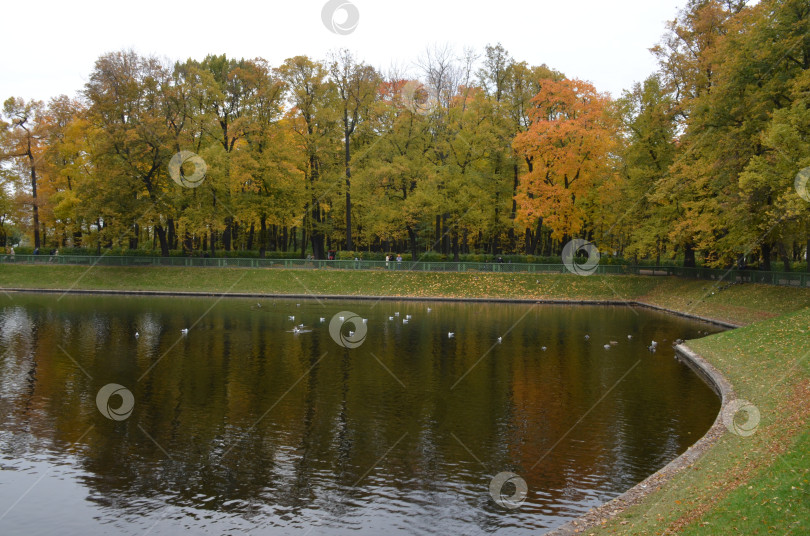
2, 264, 810, 324
1, 264, 810, 534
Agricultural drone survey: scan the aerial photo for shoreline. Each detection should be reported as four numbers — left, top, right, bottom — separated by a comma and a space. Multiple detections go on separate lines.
1, 286, 740, 330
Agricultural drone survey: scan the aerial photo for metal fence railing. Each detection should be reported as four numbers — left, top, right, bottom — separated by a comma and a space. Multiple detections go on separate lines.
1, 254, 808, 288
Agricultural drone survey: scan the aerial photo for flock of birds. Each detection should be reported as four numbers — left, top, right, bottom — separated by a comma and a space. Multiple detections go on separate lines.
133, 303, 705, 351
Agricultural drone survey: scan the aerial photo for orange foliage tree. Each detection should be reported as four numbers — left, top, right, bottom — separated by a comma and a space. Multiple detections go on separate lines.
512, 79, 616, 244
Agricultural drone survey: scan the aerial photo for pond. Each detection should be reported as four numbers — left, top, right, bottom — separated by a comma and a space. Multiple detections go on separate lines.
0, 294, 723, 535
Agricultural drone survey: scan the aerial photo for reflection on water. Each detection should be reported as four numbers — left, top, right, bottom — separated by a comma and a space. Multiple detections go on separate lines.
0, 294, 722, 535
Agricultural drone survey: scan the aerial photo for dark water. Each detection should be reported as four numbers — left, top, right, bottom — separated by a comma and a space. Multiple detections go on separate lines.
0, 294, 723, 535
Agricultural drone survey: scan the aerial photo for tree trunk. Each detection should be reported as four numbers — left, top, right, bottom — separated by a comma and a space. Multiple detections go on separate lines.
154, 224, 170, 257
407, 225, 418, 261
777, 242, 791, 272
683, 243, 696, 268
345, 125, 353, 252
28, 152, 40, 249
223, 217, 232, 251
442, 214, 449, 255
129, 223, 139, 250
434, 215, 441, 252
247, 222, 255, 251
259, 216, 267, 258
761, 243, 772, 271
167, 218, 176, 250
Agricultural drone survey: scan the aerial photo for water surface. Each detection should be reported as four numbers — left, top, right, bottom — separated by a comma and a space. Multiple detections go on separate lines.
0, 294, 723, 535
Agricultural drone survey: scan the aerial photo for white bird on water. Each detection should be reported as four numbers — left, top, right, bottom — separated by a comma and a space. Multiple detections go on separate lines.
135, 332, 140, 339
497, 337, 503, 344
627, 335, 633, 340
403, 318, 409, 324
604, 344, 611, 350
541, 346, 547, 351
405, 315, 412, 320
389, 316, 394, 321
394, 312, 400, 317
181, 328, 189, 335
427, 307, 432, 313
448, 332, 455, 339
320, 317, 326, 323
584, 335, 590, 341
288, 316, 295, 321
362, 318, 368, 324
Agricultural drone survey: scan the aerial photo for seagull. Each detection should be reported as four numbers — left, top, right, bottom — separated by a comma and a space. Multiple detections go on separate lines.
256, 303, 262, 309
394, 312, 400, 317
362, 318, 368, 324
181, 328, 189, 335
135, 332, 140, 339
288, 316, 295, 321
604, 344, 611, 350
320, 317, 326, 323
448, 332, 455, 338
348, 331, 354, 336
497, 337, 503, 343
627, 335, 633, 340
389, 316, 394, 321
651, 341, 658, 348
584, 335, 590, 341
610, 341, 618, 346
427, 307, 432, 312
403, 318, 409, 324
298, 324, 304, 329
648, 345, 657, 353
541, 346, 547, 351
296, 303, 301, 307
405, 315, 412, 320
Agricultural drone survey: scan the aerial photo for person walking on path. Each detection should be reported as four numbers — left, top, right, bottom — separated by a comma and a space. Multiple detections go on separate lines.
396, 254, 402, 268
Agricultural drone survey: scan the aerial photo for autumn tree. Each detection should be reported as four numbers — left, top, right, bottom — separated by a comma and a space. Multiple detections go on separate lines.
513, 79, 617, 247
0, 97, 47, 249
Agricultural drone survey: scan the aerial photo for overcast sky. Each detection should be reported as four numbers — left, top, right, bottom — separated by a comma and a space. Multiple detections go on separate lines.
1, 0, 684, 103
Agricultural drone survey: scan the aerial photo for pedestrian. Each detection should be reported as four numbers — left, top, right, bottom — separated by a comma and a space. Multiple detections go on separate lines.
33, 247, 39, 255
385, 254, 390, 268
396, 254, 402, 268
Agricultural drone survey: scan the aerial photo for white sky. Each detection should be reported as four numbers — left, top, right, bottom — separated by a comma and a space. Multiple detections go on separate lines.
1, 0, 684, 103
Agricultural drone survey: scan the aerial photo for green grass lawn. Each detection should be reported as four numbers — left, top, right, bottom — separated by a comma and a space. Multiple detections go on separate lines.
2, 264, 810, 535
